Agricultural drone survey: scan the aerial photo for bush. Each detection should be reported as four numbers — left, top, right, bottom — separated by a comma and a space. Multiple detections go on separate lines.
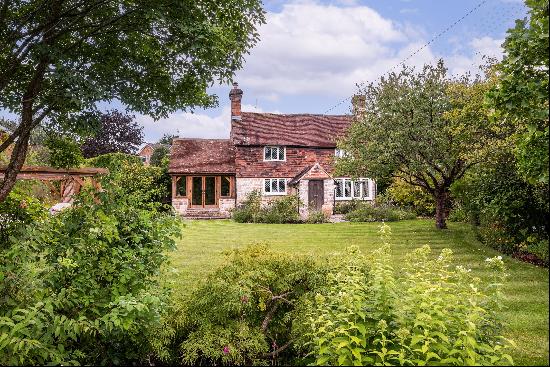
0, 189, 47, 245
86, 153, 171, 209
295, 225, 513, 366
152, 244, 326, 365
306, 210, 329, 224
0, 188, 181, 365
452, 153, 548, 265
232, 190, 301, 224
383, 178, 435, 217
344, 203, 416, 222
333, 199, 363, 215
44, 136, 83, 169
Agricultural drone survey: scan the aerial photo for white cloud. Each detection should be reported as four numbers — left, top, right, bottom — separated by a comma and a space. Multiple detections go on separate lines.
136, 104, 265, 142
236, 1, 413, 97
445, 36, 504, 76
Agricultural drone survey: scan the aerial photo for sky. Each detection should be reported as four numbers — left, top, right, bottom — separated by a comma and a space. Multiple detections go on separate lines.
2, 0, 528, 142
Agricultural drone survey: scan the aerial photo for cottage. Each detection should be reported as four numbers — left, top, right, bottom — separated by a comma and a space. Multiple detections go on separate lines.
137, 143, 170, 165
168, 83, 375, 218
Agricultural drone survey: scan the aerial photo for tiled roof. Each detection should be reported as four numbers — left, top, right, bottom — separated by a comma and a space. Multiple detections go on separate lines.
168, 139, 235, 174
231, 112, 351, 147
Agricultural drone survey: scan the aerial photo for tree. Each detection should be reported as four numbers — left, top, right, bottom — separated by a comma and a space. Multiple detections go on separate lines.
81, 110, 143, 158
486, 0, 549, 185
0, 0, 265, 201
158, 133, 178, 145
337, 61, 496, 229
150, 145, 169, 167
45, 135, 83, 168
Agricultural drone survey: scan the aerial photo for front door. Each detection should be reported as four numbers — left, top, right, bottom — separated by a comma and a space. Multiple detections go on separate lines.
191, 176, 217, 208
308, 180, 324, 211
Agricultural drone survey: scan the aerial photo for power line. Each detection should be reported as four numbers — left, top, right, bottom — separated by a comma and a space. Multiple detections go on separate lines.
323, 0, 491, 114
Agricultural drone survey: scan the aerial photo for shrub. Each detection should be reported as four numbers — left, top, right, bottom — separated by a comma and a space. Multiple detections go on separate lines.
232, 190, 262, 223
295, 225, 514, 366
44, 136, 83, 169
383, 178, 435, 217
344, 203, 416, 222
0, 189, 47, 245
153, 244, 326, 365
86, 153, 170, 209
306, 210, 329, 224
232, 191, 301, 224
452, 153, 548, 265
333, 199, 363, 215
0, 188, 181, 365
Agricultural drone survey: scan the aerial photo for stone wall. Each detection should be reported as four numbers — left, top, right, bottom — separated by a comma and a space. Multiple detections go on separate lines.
236, 177, 294, 206
172, 197, 188, 215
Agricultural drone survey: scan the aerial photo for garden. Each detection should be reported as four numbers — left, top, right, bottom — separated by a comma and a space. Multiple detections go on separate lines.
0, 0, 548, 365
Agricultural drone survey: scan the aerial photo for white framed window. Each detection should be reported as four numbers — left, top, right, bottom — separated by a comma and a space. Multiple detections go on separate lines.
264, 146, 285, 161
335, 148, 348, 158
335, 178, 372, 200
264, 178, 287, 195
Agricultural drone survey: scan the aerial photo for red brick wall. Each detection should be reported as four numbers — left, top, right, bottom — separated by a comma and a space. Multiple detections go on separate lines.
235, 146, 336, 178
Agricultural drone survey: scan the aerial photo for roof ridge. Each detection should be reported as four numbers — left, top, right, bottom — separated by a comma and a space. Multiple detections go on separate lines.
242, 111, 350, 118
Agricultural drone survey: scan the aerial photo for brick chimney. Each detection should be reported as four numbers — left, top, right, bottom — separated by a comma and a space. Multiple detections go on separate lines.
229, 82, 243, 120
351, 94, 366, 119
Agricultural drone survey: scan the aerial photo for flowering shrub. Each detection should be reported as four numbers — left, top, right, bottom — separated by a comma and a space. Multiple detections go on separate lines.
296, 224, 513, 366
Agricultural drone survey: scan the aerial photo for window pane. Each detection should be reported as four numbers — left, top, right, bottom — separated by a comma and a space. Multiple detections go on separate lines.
271, 179, 277, 192
278, 147, 284, 160
344, 180, 352, 197
264, 147, 270, 160
221, 176, 231, 196
272, 148, 277, 160
335, 179, 343, 198
264, 179, 271, 193
176, 177, 186, 196
362, 180, 370, 197
353, 181, 361, 198
278, 179, 285, 193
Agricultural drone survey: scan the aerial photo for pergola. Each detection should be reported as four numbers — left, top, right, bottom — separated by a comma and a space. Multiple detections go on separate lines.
0, 166, 108, 203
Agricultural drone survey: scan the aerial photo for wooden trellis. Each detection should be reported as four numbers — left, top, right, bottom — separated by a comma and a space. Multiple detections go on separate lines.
0, 166, 108, 203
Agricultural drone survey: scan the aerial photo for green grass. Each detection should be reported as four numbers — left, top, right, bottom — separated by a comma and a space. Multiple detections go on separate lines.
169, 219, 549, 366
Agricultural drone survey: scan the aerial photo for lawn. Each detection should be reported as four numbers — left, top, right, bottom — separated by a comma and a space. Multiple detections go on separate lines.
169, 219, 549, 366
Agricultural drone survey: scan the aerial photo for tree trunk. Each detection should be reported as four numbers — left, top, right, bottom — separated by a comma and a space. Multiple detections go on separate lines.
434, 190, 449, 229
0, 121, 32, 202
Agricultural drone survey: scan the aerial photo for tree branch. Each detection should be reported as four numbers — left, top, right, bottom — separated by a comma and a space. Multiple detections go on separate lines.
260, 340, 293, 359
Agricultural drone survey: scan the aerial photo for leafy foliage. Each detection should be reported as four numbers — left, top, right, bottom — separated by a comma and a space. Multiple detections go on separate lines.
81, 111, 143, 158
86, 153, 170, 209
153, 244, 326, 365
306, 210, 330, 224
296, 225, 514, 366
0, 189, 47, 245
150, 145, 170, 167
382, 178, 435, 217
0, 189, 181, 365
338, 61, 497, 229
486, 0, 549, 184
451, 151, 549, 266
344, 203, 416, 222
44, 135, 83, 169
0, 0, 266, 200
232, 190, 301, 223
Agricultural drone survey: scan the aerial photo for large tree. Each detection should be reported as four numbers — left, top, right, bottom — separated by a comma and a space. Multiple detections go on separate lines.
0, 0, 265, 201
337, 61, 496, 229
486, 0, 549, 185
81, 110, 143, 158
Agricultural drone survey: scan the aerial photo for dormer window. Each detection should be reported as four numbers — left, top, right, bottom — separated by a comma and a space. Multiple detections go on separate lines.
264, 146, 285, 161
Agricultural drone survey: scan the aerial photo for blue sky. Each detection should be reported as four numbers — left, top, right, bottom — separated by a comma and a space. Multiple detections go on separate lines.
2, 0, 528, 142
